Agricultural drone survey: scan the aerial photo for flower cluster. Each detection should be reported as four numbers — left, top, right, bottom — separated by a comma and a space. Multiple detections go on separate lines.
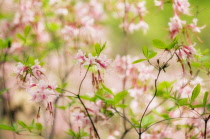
167, 0, 205, 39
14, 60, 58, 117
115, 1, 149, 33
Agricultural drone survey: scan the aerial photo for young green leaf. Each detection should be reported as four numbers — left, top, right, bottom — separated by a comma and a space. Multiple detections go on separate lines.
35, 123, 43, 130
94, 43, 101, 55
142, 46, 148, 58
190, 84, 201, 104
203, 92, 208, 106
141, 115, 155, 128
0, 124, 15, 131
114, 90, 128, 104
132, 59, 147, 64
18, 121, 28, 129
152, 39, 167, 49
66, 129, 76, 137
206, 103, 210, 111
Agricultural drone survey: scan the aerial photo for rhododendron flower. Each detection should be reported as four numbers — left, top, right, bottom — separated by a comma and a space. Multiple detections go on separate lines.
31, 60, 46, 79
154, 0, 164, 9
136, 20, 149, 34
75, 49, 86, 64
188, 18, 206, 33
75, 49, 110, 70
168, 15, 186, 38
13, 62, 28, 76
27, 80, 58, 103
173, 0, 191, 15
177, 43, 196, 60
136, 1, 148, 16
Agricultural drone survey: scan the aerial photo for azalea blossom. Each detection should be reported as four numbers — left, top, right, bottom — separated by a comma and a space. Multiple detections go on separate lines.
188, 18, 206, 33
173, 0, 191, 15
176, 43, 196, 60
168, 15, 186, 38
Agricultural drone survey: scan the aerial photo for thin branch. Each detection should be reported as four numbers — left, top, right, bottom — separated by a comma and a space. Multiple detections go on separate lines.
78, 65, 90, 95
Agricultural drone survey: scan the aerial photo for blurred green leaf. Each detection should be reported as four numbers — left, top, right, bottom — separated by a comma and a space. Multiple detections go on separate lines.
152, 39, 167, 49
24, 25, 31, 37
132, 59, 147, 64
0, 124, 15, 131
203, 92, 208, 106
190, 84, 200, 104
141, 115, 155, 128
206, 103, 210, 111
114, 90, 128, 104
178, 98, 189, 106
35, 123, 43, 130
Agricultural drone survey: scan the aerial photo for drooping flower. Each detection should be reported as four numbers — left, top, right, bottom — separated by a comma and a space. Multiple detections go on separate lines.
188, 18, 206, 33
168, 15, 186, 38
173, 0, 191, 15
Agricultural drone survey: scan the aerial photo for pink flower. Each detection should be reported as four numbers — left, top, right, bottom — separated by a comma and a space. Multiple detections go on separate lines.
136, 1, 148, 16
13, 62, 28, 76
95, 54, 111, 69
168, 15, 186, 38
27, 80, 58, 103
188, 18, 206, 33
176, 43, 196, 60
75, 49, 86, 64
173, 0, 191, 15
31, 59, 46, 79
154, 0, 164, 9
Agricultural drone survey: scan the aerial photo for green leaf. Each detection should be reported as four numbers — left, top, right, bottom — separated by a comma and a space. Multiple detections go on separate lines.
203, 92, 208, 106
190, 84, 201, 104
132, 59, 147, 64
141, 115, 155, 128
35, 123, 43, 130
16, 33, 25, 42
116, 104, 127, 108
101, 42, 106, 52
178, 98, 189, 106
18, 121, 28, 129
66, 129, 76, 137
94, 43, 101, 55
152, 109, 170, 119
0, 124, 15, 131
101, 84, 113, 95
24, 25, 31, 37
114, 90, 128, 104
191, 104, 204, 108
142, 46, 148, 58
147, 49, 157, 59
152, 39, 167, 49
206, 103, 210, 111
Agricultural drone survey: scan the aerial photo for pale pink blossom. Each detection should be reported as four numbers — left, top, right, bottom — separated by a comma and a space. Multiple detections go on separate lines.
176, 43, 196, 60
13, 62, 28, 76
136, 20, 149, 34
188, 18, 206, 33
173, 0, 191, 15
26, 80, 58, 103
154, 0, 164, 9
75, 49, 86, 64
55, 8, 68, 15
168, 15, 186, 38
136, 1, 148, 16
31, 59, 46, 79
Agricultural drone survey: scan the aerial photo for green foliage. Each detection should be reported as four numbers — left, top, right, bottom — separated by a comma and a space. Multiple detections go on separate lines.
203, 92, 208, 106
152, 38, 178, 50
206, 103, 210, 111
66, 129, 89, 139
141, 115, 155, 128
156, 81, 173, 98
142, 46, 157, 59
190, 84, 201, 104
113, 90, 128, 104
94, 42, 106, 56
